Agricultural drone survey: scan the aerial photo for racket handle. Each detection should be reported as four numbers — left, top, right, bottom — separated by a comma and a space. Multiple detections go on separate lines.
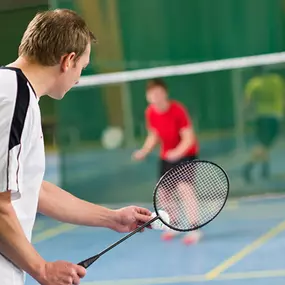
77, 216, 160, 269
77, 254, 100, 269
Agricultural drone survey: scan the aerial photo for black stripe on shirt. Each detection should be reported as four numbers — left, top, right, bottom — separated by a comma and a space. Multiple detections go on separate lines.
9, 72, 30, 150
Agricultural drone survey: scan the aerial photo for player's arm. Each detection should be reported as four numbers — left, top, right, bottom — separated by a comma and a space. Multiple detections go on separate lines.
133, 109, 159, 160
166, 103, 196, 159
141, 129, 159, 155
170, 127, 195, 158
0, 192, 47, 280
38, 181, 151, 231
132, 129, 158, 160
0, 96, 46, 282
38, 181, 117, 228
244, 77, 258, 108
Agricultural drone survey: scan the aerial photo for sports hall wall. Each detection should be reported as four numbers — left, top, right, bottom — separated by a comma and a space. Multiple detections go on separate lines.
51, 0, 285, 205
0, 2, 53, 119
54, 0, 285, 141
2, 0, 284, 137
1, 1, 284, 134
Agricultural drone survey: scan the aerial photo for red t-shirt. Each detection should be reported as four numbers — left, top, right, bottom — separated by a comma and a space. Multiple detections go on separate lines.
145, 100, 199, 159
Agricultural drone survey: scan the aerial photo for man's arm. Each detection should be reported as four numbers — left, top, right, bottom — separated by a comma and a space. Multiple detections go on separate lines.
133, 107, 159, 160
38, 181, 117, 228
141, 130, 159, 155
0, 86, 85, 285
0, 192, 46, 281
38, 181, 152, 233
132, 130, 159, 161
0, 191, 87, 284
165, 103, 196, 160
0, 89, 46, 281
168, 127, 195, 158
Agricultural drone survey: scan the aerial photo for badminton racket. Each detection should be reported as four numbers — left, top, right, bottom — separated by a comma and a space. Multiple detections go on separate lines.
78, 159, 229, 268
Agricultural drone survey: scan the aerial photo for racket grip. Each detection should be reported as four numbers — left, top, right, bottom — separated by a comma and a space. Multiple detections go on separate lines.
78, 254, 100, 269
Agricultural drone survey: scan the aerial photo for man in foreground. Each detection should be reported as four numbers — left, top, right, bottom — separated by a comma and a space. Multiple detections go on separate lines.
0, 9, 152, 285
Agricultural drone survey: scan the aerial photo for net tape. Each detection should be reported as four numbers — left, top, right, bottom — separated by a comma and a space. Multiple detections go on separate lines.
76, 52, 285, 87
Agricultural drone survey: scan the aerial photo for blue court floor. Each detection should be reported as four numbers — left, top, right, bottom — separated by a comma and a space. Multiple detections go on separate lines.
26, 195, 285, 285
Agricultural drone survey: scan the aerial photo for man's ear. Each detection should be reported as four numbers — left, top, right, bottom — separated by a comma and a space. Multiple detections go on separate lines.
60, 52, 76, 72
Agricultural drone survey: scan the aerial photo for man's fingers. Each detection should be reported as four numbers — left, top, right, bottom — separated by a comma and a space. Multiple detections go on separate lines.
136, 207, 152, 216
135, 212, 153, 223
75, 264, 87, 278
134, 207, 153, 225
71, 271, 81, 285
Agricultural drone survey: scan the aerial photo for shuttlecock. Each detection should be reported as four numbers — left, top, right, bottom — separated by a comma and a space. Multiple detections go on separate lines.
151, 210, 170, 230
101, 127, 123, 149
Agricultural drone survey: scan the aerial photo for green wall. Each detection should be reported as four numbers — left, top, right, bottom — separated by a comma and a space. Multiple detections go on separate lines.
116, 0, 285, 134
118, 0, 284, 65
1, 1, 285, 144
0, 4, 55, 120
54, 0, 285, 145
0, 5, 47, 65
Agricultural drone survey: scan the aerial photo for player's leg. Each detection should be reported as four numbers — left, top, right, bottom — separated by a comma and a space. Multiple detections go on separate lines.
178, 156, 203, 245
260, 117, 279, 178
244, 117, 263, 183
160, 156, 203, 244
159, 159, 182, 241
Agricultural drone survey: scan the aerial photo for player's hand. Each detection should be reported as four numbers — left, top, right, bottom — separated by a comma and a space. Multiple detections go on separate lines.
37, 261, 86, 285
111, 206, 152, 233
132, 149, 147, 161
165, 150, 181, 162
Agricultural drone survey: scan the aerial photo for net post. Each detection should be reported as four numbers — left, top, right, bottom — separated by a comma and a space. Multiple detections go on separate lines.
121, 83, 136, 147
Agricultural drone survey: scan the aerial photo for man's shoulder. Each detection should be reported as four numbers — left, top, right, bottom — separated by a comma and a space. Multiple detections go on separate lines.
0, 67, 17, 79
0, 68, 19, 98
0, 67, 25, 86
145, 105, 154, 116
0, 67, 36, 99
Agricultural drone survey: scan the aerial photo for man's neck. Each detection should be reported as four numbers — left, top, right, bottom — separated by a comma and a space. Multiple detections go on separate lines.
7, 57, 55, 98
154, 100, 171, 113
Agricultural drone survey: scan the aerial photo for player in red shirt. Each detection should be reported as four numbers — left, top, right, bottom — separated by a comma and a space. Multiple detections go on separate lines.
132, 78, 202, 244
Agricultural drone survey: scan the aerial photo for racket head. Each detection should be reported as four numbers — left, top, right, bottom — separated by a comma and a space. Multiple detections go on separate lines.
153, 159, 229, 232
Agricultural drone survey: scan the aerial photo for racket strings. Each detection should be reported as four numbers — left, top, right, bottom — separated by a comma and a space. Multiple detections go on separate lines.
155, 161, 228, 231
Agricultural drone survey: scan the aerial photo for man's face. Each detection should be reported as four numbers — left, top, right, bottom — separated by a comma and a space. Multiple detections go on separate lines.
146, 85, 168, 110
49, 43, 91, 100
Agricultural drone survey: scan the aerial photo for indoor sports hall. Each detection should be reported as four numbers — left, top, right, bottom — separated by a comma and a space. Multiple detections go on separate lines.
1, 1, 285, 284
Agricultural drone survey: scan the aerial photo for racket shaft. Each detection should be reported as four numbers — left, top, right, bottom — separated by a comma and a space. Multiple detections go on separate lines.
77, 216, 159, 268
78, 255, 100, 268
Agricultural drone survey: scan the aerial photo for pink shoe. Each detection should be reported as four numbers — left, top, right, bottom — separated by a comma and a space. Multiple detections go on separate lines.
161, 230, 180, 241
182, 230, 203, 245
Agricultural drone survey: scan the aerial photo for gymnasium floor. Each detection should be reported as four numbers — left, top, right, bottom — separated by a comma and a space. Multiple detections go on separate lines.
26, 196, 285, 285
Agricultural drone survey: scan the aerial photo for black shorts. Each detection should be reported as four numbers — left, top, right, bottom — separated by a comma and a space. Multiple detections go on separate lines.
255, 117, 280, 147
159, 155, 198, 178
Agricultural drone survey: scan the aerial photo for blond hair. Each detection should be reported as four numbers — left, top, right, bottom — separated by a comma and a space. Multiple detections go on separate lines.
19, 9, 96, 66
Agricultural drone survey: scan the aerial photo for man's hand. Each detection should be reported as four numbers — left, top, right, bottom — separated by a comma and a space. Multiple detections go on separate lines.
37, 261, 86, 285
132, 149, 148, 161
165, 127, 195, 162
111, 206, 152, 233
132, 131, 158, 161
